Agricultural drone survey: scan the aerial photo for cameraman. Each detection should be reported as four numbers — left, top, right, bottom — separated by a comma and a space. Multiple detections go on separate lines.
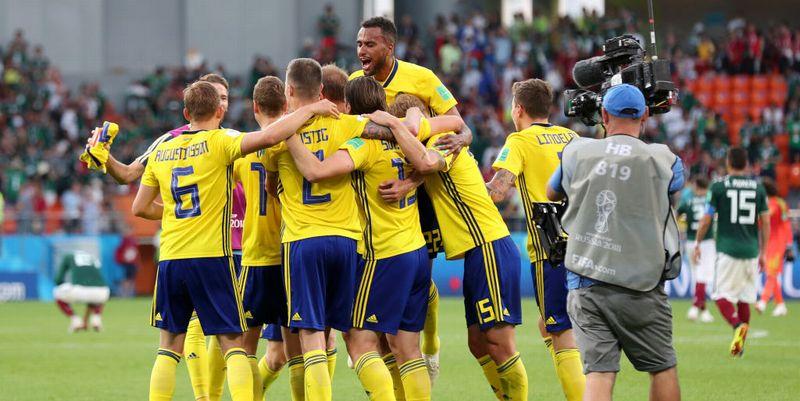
547, 84, 684, 401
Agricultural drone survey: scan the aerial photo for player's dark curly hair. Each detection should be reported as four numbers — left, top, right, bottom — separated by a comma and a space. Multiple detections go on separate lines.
361, 16, 397, 44
727, 147, 748, 171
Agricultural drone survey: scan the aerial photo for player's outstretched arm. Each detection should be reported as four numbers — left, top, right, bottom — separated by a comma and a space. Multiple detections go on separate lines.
486, 169, 517, 203
285, 136, 355, 183
106, 155, 145, 184
240, 99, 339, 155
366, 110, 445, 174
132, 184, 163, 220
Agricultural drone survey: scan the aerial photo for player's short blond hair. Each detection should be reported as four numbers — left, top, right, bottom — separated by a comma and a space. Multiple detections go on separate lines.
183, 81, 220, 121
286, 58, 322, 100
388, 93, 429, 118
253, 76, 286, 118
199, 73, 229, 90
512, 79, 553, 119
321, 64, 348, 104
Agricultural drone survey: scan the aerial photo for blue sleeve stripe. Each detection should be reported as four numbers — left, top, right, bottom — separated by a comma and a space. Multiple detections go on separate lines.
548, 165, 565, 194
668, 156, 685, 194
705, 204, 716, 216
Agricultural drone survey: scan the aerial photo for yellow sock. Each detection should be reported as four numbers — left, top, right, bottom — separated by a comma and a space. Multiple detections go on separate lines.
326, 348, 338, 380
149, 349, 181, 401
477, 355, 504, 401
224, 348, 254, 401
497, 353, 528, 401
304, 350, 332, 401
421, 282, 440, 356
249, 355, 264, 401
555, 349, 586, 401
184, 318, 210, 401
354, 351, 396, 401
382, 353, 405, 401
207, 336, 226, 401
259, 355, 282, 395
288, 356, 305, 401
399, 358, 431, 401
543, 336, 556, 360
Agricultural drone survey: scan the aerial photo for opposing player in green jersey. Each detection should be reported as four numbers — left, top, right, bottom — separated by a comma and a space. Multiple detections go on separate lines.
694, 148, 770, 357
53, 251, 110, 332
677, 176, 715, 323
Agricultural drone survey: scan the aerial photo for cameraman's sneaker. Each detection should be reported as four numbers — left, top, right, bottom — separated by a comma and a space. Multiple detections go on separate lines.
699, 309, 714, 323
89, 313, 103, 332
772, 303, 788, 317
423, 352, 440, 385
687, 306, 700, 321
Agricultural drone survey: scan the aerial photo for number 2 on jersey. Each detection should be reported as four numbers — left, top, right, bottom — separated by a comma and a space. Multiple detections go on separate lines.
171, 166, 201, 218
726, 189, 756, 224
303, 150, 331, 205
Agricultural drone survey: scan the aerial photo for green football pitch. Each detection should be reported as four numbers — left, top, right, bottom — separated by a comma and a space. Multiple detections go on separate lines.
1, 298, 798, 400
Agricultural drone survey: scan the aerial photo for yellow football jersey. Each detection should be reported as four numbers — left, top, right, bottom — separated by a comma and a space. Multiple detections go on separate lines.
266, 114, 368, 243
349, 59, 457, 115
422, 133, 510, 259
233, 149, 282, 267
492, 123, 577, 262
141, 128, 243, 260
340, 137, 425, 260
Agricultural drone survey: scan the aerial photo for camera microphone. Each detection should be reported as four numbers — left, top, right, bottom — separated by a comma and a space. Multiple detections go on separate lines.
572, 57, 606, 89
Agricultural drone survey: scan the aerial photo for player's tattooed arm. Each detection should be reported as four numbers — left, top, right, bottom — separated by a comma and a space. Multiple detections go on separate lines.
360, 121, 395, 141
378, 171, 424, 203
486, 169, 517, 203
285, 135, 355, 182
132, 184, 163, 220
366, 110, 445, 174
241, 99, 339, 154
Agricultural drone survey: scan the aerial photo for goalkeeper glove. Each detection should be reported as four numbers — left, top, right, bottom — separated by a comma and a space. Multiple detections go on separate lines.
79, 121, 119, 173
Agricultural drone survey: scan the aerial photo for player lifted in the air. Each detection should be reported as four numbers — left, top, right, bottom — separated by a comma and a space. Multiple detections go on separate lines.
350, 16, 470, 384
132, 80, 337, 401
486, 79, 585, 401
694, 147, 770, 357
677, 176, 715, 323
380, 95, 528, 401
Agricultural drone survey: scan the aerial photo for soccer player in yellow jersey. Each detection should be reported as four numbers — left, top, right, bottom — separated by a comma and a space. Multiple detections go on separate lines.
132, 80, 338, 401
86, 73, 234, 401
232, 76, 290, 401
486, 79, 585, 401
283, 76, 466, 401
351, 16, 470, 381
381, 95, 528, 401
265, 58, 397, 401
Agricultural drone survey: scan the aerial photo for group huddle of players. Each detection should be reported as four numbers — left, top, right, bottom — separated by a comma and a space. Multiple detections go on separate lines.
81, 17, 587, 401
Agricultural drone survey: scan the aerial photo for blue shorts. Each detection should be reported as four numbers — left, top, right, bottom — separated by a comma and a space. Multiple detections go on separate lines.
417, 187, 443, 259
353, 246, 431, 334
261, 324, 283, 341
284, 236, 357, 332
463, 236, 522, 331
151, 257, 246, 335
241, 265, 287, 328
532, 260, 572, 333
233, 253, 242, 276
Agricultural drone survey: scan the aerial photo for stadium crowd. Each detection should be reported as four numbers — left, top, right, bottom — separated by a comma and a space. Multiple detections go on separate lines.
3, 6, 800, 234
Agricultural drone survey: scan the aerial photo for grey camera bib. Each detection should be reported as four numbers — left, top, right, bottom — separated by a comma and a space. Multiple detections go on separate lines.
560, 135, 681, 291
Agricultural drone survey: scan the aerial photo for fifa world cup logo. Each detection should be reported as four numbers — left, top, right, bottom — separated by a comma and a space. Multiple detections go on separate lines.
594, 190, 617, 234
